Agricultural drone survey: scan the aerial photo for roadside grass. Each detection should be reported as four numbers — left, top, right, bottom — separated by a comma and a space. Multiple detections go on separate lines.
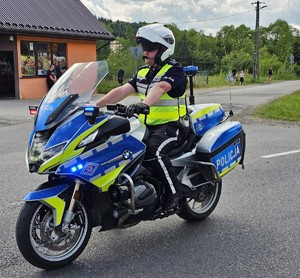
194, 73, 229, 88
98, 72, 282, 94
254, 90, 300, 122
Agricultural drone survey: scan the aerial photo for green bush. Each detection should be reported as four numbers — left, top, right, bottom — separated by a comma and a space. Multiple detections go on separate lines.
96, 79, 119, 94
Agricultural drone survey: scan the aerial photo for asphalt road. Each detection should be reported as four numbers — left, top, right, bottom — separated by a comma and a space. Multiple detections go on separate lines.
0, 81, 300, 277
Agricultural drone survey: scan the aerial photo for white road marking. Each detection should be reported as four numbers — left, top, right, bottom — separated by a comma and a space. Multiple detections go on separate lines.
261, 149, 300, 159
6, 201, 24, 207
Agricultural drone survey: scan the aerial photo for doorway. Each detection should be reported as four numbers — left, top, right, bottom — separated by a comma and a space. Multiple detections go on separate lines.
0, 51, 15, 98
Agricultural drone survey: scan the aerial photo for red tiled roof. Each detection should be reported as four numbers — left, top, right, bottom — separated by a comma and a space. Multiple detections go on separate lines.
0, 0, 114, 40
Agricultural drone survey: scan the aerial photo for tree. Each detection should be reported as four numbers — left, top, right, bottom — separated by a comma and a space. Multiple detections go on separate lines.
259, 47, 283, 78
96, 40, 111, 61
96, 18, 300, 81
264, 20, 295, 63
293, 29, 300, 64
106, 37, 144, 80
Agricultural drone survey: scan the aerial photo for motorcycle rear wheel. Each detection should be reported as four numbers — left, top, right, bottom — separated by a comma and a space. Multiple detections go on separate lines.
177, 180, 222, 221
16, 200, 92, 270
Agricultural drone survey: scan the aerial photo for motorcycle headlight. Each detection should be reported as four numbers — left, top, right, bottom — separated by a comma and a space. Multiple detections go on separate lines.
28, 140, 47, 165
27, 141, 66, 166
43, 143, 67, 161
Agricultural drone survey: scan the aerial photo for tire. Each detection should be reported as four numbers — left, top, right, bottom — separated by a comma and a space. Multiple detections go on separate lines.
16, 199, 92, 270
177, 180, 222, 222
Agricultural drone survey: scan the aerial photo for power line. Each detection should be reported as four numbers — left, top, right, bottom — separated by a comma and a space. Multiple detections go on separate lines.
261, 7, 277, 22
166, 9, 254, 25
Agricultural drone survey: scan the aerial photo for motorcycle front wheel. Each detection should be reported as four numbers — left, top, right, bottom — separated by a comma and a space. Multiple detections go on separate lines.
177, 180, 222, 222
16, 199, 92, 270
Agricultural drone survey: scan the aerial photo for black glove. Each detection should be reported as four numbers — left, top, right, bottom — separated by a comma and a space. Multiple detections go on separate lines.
126, 103, 149, 118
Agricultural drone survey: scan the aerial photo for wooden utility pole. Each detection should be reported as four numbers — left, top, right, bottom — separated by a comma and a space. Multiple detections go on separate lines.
252, 1, 266, 81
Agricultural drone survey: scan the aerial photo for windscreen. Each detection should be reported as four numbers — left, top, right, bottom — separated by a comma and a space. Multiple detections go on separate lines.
35, 61, 108, 131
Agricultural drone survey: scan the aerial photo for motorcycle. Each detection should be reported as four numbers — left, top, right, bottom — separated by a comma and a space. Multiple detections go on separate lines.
16, 61, 246, 269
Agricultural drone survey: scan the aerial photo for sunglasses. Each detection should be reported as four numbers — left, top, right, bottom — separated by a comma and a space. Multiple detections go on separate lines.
141, 41, 160, 52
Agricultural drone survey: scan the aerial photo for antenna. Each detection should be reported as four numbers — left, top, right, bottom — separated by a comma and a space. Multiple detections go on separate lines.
229, 87, 234, 117
226, 71, 234, 117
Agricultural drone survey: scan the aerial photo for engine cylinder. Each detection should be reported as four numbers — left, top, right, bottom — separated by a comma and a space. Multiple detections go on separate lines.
134, 180, 157, 208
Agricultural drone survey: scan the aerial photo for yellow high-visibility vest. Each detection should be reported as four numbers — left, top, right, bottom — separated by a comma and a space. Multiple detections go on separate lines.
137, 63, 186, 125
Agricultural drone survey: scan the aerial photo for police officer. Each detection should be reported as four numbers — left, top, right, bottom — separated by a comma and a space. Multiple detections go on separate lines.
96, 23, 187, 210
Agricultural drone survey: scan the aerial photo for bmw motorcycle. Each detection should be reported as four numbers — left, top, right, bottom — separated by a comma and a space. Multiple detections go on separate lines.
16, 61, 245, 269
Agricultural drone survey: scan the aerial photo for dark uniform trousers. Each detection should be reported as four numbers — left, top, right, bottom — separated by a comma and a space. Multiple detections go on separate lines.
144, 121, 186, 195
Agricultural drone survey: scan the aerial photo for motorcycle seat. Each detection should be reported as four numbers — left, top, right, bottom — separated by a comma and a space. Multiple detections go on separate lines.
168, 132, 199, 158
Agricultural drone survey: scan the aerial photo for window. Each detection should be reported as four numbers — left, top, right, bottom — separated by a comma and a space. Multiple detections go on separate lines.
21, 41, 35, 76
21, 41, 66, 77
36, 42, 50, 75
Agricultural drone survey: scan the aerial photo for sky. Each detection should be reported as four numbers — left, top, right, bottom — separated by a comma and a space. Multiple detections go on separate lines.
81, 0, 299, 36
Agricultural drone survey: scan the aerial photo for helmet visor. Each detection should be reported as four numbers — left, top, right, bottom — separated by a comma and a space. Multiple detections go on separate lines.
138, 38, 160, 52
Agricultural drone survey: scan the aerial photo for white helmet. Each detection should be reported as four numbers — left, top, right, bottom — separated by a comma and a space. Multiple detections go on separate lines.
136, 23, 175, 63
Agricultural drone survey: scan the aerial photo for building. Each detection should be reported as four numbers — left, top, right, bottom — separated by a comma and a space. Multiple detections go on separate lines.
0, 0, 114, 99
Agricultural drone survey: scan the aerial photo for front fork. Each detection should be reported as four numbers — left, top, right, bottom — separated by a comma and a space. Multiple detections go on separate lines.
61, 182, 81, 232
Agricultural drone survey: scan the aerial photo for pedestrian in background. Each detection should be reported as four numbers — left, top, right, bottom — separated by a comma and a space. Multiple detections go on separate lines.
267, 67, 273, 83
239, 70, 244, 85
56, 60, 65, 79
226, 71, 232, 84
46, 64, 57, 90
231, 65, 237, 85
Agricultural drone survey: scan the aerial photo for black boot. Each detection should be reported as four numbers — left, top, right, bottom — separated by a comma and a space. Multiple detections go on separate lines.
164, 193, 179, 211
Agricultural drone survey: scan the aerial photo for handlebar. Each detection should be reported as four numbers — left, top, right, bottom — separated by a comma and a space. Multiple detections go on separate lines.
106, 104, 126, 113
106, 103, 150, 118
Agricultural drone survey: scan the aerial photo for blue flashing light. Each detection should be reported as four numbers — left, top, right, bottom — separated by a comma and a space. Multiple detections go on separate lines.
71, 164, 83, 172
183, 66, 198, 72
83, 106, 99, 119
84, 107, 96, 112
183, 66, 199, 76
